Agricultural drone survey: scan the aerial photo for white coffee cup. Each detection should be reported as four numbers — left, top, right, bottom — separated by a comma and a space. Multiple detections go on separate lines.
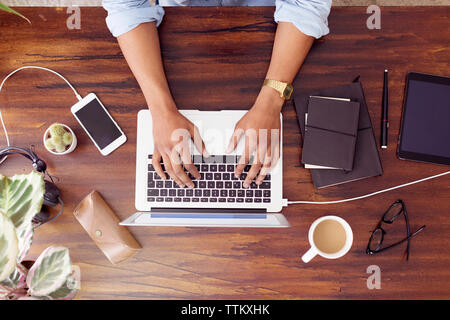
301, 215, 353, 263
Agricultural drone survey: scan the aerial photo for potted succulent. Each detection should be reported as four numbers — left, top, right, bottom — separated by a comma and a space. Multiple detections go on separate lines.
0, 171, 79, 300
44, 123, 77, 155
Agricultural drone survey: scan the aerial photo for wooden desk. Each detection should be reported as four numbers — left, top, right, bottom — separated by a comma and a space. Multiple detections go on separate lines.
0, 6, 449, 299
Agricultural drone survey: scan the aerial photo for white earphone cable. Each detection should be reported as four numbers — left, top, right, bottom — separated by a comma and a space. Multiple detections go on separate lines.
287, 170, 450, 205
0, 66, 82, 164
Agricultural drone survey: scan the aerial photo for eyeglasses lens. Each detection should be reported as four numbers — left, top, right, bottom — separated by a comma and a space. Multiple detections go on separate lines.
369, 228, 383, 251
383, 202, 403, 222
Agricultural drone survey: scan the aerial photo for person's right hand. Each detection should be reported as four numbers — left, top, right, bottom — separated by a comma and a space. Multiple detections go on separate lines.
151, 109, 209, 188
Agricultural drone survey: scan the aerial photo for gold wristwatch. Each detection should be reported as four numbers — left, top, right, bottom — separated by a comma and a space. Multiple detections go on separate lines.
263, 79, 293, 100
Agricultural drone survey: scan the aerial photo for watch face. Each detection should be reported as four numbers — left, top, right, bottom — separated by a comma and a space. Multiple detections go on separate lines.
283, 85, 293, 99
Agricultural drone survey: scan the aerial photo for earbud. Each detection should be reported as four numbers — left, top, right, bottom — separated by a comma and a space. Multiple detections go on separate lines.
32, 158, 47, 173
43, 180, 60, 207
32, 206, 50, 225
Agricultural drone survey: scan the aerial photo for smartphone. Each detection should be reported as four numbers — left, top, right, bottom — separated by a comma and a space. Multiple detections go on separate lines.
71, 93, 126, 156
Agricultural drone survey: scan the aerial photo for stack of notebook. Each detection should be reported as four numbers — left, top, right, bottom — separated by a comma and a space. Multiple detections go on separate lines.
302, 96, 360, 171
294, 80, 383, 189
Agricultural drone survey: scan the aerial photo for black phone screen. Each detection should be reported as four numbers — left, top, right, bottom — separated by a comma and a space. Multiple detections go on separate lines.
398, 73, 450, 166
75, 98, 122, 149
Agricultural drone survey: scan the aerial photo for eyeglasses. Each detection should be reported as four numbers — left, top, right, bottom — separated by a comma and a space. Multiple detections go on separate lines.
366, 199, 426, 261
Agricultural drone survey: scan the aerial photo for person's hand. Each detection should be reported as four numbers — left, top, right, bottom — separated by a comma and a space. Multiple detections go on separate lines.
152, 108, 208, 188
226, 86, 283, 188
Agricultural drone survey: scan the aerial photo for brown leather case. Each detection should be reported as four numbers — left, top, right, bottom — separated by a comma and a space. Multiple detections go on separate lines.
73, 191, 141, 264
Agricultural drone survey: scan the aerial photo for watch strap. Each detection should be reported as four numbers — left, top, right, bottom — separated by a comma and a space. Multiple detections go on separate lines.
263, 79, 293, 99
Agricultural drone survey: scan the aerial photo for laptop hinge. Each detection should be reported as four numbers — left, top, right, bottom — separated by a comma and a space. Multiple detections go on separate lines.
150, 208, 267, 213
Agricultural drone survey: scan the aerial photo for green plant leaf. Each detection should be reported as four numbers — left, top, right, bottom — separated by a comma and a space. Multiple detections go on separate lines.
0, 213, 18, 282
47, 269, 79, 300
0, 3, 31, 24
18, 295, 50, 300
26, 246, 72, 297
0, 283, 11, 299
16, 223, 33, 263
0, 171, 44, 234
0, 262, 27, 290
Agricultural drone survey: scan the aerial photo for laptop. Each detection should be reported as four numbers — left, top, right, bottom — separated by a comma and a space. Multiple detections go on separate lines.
120, 109, 289, 227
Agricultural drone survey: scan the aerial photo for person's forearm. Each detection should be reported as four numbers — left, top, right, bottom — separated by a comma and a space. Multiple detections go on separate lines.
260, 21, 315, 108
267, 22, 314, 83
118, 22, 176, 115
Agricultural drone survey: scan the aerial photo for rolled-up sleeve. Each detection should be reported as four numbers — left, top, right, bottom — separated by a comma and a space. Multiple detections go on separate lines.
103, 0, 165, 37
274, 0, 331, 39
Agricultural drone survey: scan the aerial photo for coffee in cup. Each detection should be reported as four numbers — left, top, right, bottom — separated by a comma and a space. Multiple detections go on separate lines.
302, 215, 353, 263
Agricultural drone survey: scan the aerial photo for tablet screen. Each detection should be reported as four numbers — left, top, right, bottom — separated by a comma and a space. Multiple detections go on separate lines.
399, 74, 450, 164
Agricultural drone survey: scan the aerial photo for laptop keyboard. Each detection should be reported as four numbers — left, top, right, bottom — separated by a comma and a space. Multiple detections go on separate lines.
147, 154, 271, 204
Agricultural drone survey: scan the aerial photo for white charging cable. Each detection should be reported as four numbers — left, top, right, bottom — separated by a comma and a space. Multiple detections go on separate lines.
286, 170, 450, 205
0, 66, 82, 164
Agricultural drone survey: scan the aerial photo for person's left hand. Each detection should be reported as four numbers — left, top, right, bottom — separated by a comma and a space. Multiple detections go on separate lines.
226, 86, 284, 188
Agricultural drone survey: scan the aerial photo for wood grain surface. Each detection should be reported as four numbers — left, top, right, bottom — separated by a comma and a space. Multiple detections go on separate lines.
0, 6, 449, 299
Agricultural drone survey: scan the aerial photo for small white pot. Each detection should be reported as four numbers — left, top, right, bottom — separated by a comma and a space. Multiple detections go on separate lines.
43, 123, 77, 155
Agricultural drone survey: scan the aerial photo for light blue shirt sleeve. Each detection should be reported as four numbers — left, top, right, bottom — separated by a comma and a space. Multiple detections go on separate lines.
274, 0, 332, 39
102, 0, 165, 37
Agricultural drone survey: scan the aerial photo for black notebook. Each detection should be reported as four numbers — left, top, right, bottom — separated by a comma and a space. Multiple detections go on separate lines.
302, 96, 360, 171
294, 80, 383, 189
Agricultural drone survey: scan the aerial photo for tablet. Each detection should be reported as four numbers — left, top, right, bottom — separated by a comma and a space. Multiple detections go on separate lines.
398, 72, 450, 166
